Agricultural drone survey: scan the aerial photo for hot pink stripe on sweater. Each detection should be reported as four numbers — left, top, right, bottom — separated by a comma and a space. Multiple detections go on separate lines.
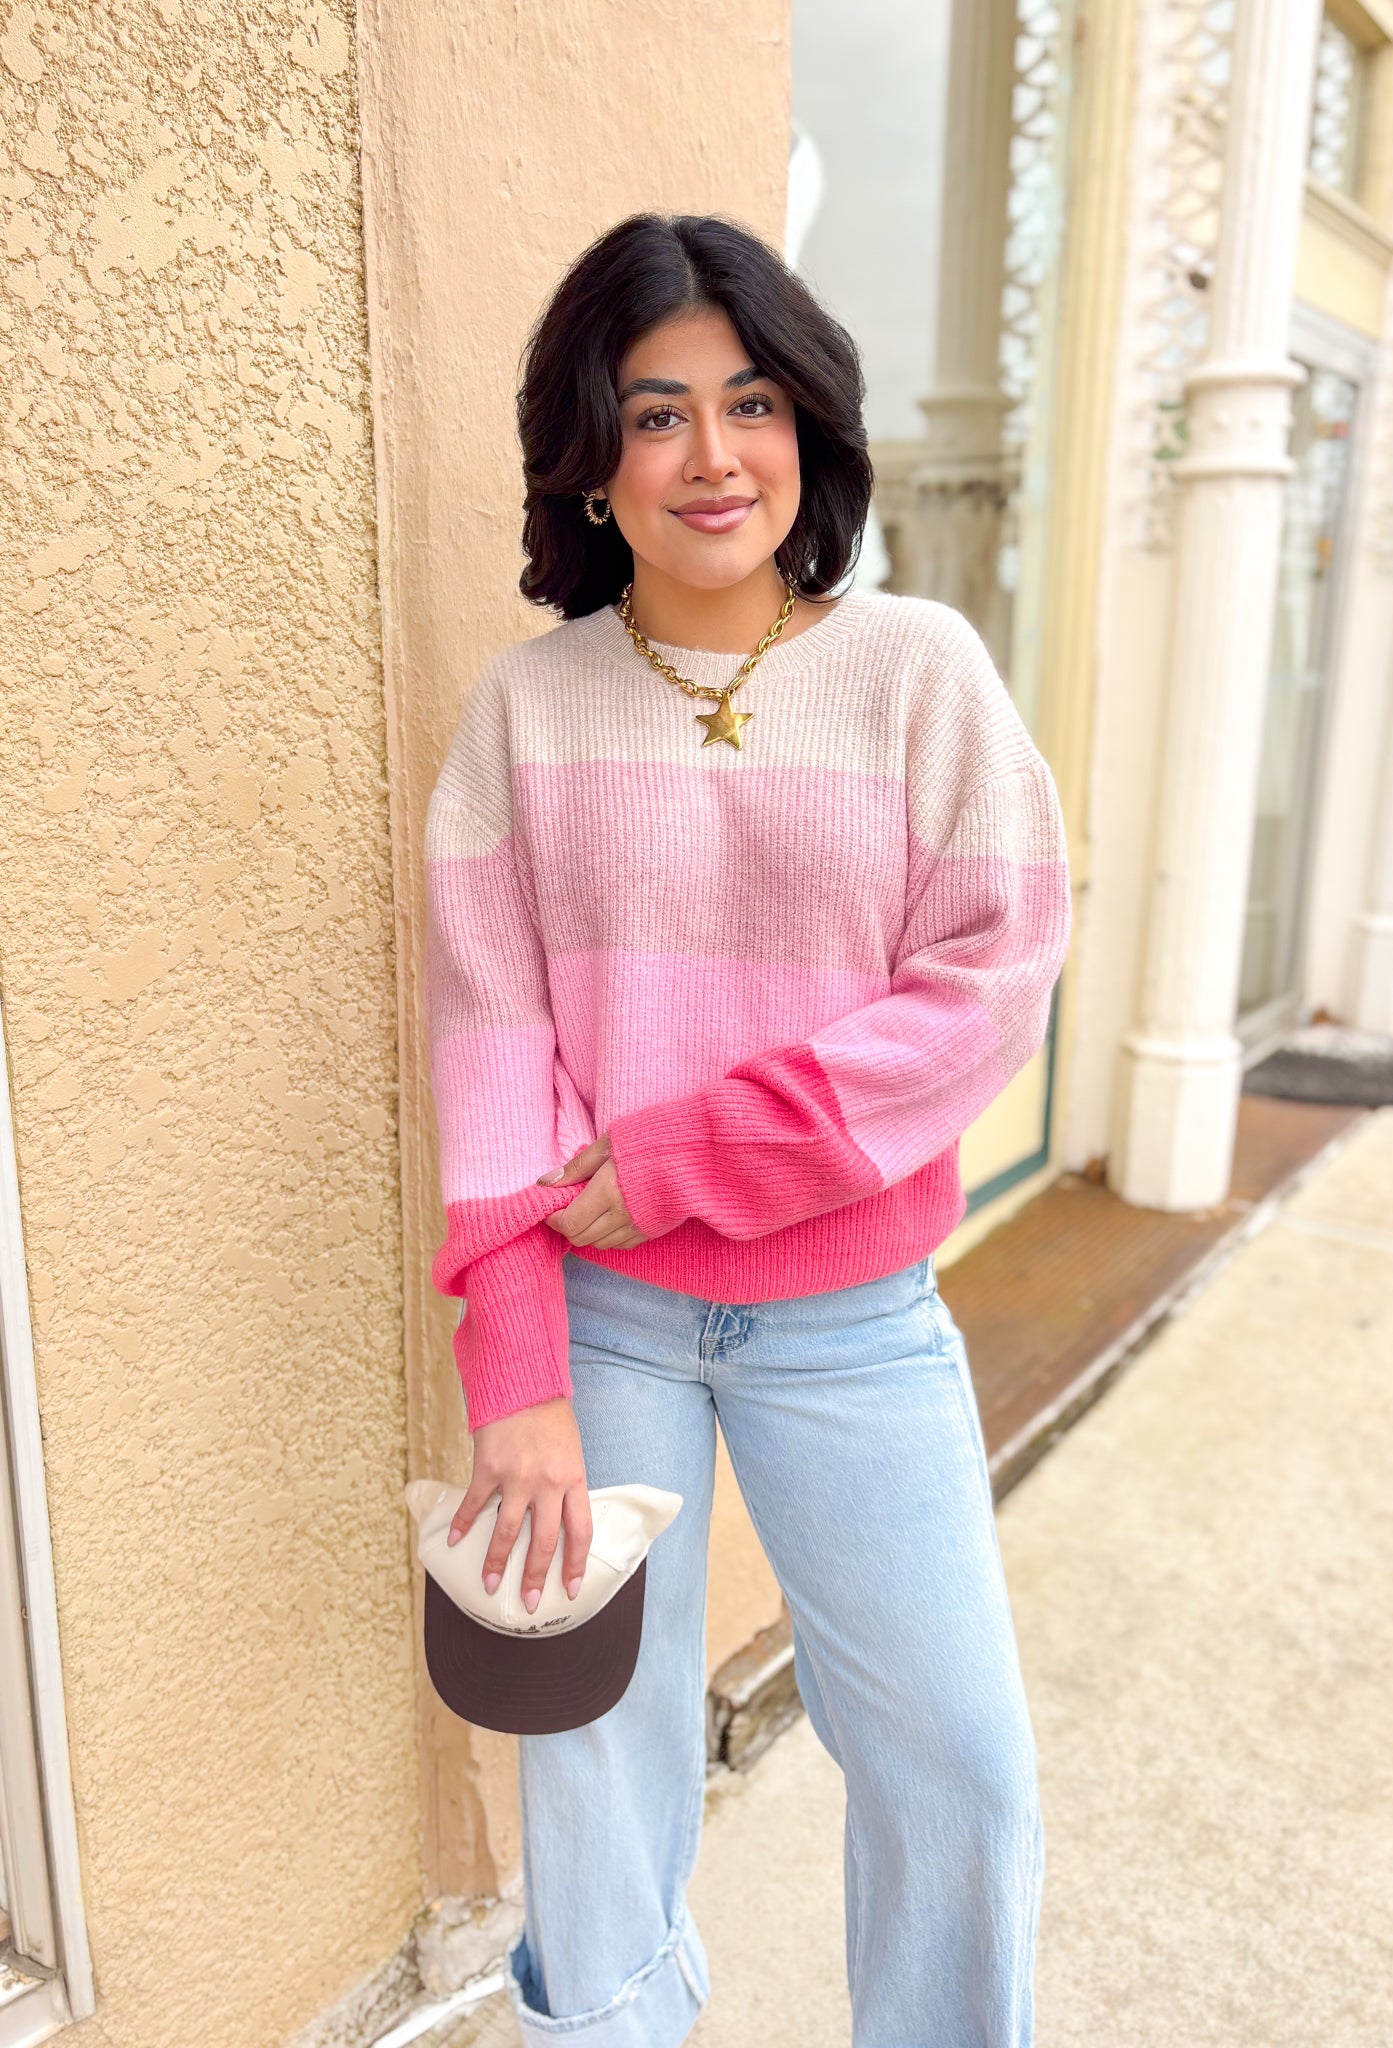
434, 1200, 576, 1429
574, 1152, 968, 1304
608, 1039, 880, 1240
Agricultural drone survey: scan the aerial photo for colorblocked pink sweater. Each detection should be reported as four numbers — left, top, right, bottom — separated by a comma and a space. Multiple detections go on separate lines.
425, 587, 1072, 1429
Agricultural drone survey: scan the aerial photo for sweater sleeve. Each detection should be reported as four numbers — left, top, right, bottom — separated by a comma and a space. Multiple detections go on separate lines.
424, 658, 590, 1430
604, 619, 1073, 1242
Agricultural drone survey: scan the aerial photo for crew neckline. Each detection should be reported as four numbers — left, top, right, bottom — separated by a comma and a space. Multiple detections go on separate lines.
579, 584, 877, 689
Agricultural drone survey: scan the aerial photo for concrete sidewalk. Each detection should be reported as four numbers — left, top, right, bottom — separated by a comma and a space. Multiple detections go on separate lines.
453, 1107, 1393, 2047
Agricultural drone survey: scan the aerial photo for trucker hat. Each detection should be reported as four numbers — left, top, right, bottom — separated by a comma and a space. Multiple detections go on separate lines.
405, 1478, 683, 1735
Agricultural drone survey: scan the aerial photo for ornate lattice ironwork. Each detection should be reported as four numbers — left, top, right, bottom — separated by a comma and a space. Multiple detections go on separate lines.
999, 0, 1067, 460
995, 0, 1070, 632
1130, 0, 1235, 548
1308, 14, 1361, 194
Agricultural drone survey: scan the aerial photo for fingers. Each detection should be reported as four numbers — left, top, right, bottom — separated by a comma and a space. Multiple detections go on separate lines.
462, 1483, 593, 1608
548, 1213, 643, 1247
544, 1202, 646, 1247
480, 1489, 529, 1594
520, 1491, 562, 1612
543, 1161, 642, 1246
441, 1399, 591, 1624
537, 1134, 611, 1187
583, 1222, 647, 1248
448, 1478, 499, 1550
561, 1485, 594, 1601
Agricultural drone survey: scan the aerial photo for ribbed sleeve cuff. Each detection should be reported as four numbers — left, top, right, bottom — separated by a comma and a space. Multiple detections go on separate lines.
606, 1045, 877, 1244
605, 1092, 710, 1240
450, 1227, 571, 1430
432, 1185, 579, 1431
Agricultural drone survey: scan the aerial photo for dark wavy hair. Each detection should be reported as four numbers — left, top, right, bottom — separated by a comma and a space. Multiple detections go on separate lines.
515, 212, 874, 619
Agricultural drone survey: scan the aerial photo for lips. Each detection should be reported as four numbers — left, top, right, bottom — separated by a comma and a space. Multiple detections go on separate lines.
671, 498, 756, 535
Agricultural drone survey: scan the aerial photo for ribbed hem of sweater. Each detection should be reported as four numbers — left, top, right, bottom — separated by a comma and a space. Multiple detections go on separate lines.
570, 1153, 967, 1305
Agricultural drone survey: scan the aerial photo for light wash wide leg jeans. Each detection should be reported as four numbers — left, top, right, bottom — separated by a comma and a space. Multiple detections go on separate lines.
502, 1251, 1044, 2048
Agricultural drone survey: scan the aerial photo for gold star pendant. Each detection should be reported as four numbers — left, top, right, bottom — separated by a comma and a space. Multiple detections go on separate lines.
695, 695, 753, 750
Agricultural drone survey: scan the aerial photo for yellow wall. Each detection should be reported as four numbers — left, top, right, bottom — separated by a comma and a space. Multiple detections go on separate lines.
0, 4, 418, 2042
1296, 185, 1392, 338
356, 0, 793, 1900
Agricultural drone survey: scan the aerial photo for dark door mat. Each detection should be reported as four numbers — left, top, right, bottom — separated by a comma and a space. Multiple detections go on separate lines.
1242, 1023, 1393, 1106
941, 1094, 1366, 1497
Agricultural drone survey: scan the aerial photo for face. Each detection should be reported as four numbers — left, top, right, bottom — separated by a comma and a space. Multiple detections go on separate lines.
602, 306, 801, 592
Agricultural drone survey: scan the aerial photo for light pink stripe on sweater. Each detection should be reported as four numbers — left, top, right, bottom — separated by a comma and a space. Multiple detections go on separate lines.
810, 990, 1009, 1185
432, 1024, 557, 1199
426, 841, 548, 1036
544, 948, 892, 1117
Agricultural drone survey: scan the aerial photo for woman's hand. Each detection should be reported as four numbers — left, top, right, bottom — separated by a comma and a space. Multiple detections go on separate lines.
447, 1395, 593, 1608
538, 1133, 648, 1249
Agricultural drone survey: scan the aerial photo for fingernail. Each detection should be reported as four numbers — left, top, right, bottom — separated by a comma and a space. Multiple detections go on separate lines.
565, 1576, 582, 1600
523, 1587, 540, 1613
447, 1529, 461, 1546
483, 1570, 501, 1593
536, 1168, 563, 1185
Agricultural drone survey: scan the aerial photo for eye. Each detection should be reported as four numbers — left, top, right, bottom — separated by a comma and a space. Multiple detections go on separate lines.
635, 405, 683, 431
733, 392, 776, 417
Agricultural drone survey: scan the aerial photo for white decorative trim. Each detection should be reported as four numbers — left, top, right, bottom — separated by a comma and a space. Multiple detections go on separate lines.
1303, 173, 1393, 263
1116, 0, 1327, 1210
1127, 0, 1237, 549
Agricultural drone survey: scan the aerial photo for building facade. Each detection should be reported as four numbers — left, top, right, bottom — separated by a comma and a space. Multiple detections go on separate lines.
0, 1, 1388, 2041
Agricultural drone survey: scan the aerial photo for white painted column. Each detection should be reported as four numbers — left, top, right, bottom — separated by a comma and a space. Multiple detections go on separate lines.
1350, 690, 1393, 1030
1114, 0, 1323, 1210
901, 0, 1016, 659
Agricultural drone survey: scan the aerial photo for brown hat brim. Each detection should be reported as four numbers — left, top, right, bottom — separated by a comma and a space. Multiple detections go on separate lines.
423, 1557, 648, 1735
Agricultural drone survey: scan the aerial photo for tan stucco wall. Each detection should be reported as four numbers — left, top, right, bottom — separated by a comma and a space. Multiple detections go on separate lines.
0, 4, 418, 2043
356, 0, 793, 1900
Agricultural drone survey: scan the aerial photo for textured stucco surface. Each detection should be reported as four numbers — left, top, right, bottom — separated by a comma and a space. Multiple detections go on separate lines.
0, 4, 418, 2042
356, 0, 793, 1898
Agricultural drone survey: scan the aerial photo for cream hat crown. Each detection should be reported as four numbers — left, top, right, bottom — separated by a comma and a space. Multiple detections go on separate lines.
405, 1478, 683, 1638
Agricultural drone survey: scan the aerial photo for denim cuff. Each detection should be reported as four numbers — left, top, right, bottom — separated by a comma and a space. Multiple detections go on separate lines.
504, 1901, 709, 2046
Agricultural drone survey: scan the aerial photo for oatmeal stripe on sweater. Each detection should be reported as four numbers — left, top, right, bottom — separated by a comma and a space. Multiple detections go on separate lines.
424, 588, 1073, 1429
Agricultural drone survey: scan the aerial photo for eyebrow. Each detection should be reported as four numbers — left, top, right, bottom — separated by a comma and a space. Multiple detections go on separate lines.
616, 366, 765, 404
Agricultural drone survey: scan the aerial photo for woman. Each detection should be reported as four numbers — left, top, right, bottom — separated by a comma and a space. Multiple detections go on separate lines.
424, 211, 1072, 2047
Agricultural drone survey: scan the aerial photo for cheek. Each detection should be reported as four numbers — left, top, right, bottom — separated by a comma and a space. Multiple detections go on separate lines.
610, 438, 672, 513
755, 418, 801, 500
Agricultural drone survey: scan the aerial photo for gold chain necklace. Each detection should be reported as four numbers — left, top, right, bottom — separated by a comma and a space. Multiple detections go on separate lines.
615, 579, 798, 750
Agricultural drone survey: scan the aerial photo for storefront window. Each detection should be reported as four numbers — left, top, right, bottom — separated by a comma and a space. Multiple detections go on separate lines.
1239, 365, 1358, 1022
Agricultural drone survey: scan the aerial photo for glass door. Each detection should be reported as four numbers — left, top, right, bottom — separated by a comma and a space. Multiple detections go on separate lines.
790, 0, 1075, 1214
1237, 322, 1366, 1046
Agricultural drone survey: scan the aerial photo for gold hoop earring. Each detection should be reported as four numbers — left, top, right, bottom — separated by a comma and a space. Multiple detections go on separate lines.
583, 491, 612, 527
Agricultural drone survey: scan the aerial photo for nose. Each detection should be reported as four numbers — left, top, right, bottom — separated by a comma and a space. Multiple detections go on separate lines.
684, 408, 740, 484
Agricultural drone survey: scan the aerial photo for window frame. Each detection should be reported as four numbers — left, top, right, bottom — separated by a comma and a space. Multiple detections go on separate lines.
0, 999, 93, 2042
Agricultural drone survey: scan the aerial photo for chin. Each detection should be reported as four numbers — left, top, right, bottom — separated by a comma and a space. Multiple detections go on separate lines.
668, 557, 766, 592
655, 536, 790, 593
